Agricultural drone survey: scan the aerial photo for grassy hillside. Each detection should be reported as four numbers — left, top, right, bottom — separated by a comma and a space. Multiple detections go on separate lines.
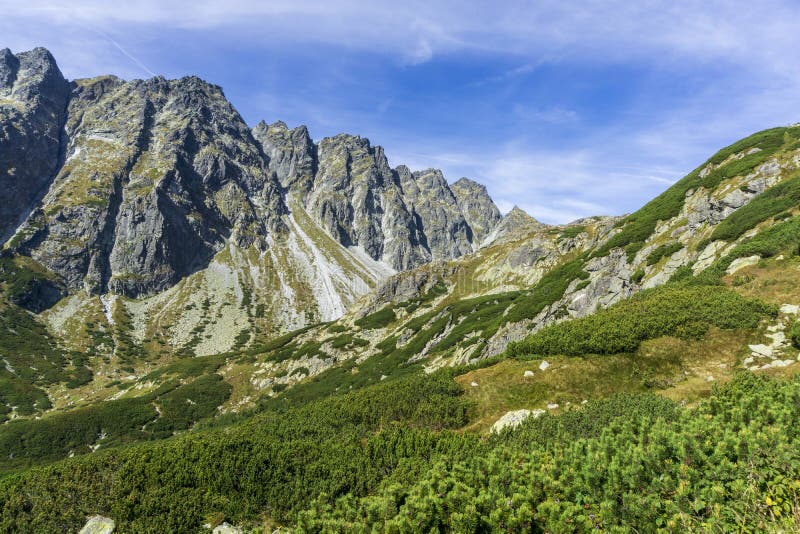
1, 368, 799, 532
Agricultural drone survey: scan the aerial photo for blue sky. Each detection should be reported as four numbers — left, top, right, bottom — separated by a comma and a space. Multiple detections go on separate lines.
3, 1, 800, 223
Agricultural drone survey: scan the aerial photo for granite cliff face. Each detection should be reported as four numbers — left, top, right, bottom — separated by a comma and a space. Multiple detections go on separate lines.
0, 47, 502, 342
450, 177, 502, 245
0, 48, 70, 242
9, 73, 287, 297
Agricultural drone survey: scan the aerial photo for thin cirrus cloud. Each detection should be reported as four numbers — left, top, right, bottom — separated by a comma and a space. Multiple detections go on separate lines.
2, 1, 800, 223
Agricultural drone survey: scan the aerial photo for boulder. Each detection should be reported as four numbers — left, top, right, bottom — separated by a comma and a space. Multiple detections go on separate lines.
490, 409, 544, 433
213, 523, 243, 534
726, 256, 760, 275
79, 516, 115, 534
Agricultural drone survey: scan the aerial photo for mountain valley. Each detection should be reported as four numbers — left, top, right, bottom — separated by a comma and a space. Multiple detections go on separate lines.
1, 47, 800, 532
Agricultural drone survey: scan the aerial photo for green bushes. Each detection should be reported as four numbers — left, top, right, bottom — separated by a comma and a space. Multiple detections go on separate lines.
146, 374, 232, 437
710, 174, 800, 242
496, 392, 679, 446
718, 216, 800, 271
625, 241, 645, 262
508, 285, 775, 357
594, 126, 796, 257
706, 127, 788, 165
354, 307, 396, 330
0, 371, 474, 532
686, 216, 800, 286
328, 333, 369, 349
559, 225, 585, 239
297, 374, 800, 532
0, 300, 80, 418
790, 321, 800, 349
0, 374, 232, 470
0, 396, 158, 468
2, 364, 800, 532
504, 256, 589, 324
646, 242, 684, 265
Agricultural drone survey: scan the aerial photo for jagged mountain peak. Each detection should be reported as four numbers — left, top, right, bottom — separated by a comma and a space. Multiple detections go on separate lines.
0, 47, 70, 242
506, 205, 538, 222
5, 55, 287, 297
481, 205, 544, 246
451, 177, 502, 244
0, 48, 18, 88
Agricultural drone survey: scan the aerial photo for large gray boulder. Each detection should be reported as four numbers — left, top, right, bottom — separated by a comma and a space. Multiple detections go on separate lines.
78, 515, 115, 534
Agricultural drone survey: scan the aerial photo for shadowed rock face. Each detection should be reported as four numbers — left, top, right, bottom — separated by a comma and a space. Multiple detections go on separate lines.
399, 167, 474, 259
1, 47, 502, 300
450, 177, 502, 245
9, 71, 286, 296
252, 120, 316, 193
0, 47, 70, 241
308, 134, 429, 270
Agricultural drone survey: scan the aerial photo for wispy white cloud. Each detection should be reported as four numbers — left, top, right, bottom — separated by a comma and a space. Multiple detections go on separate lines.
80, 26, 156, 77
7, 1, 800, 72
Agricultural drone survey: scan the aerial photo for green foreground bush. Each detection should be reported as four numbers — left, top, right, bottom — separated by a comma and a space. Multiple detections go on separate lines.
298, 374, 800, 532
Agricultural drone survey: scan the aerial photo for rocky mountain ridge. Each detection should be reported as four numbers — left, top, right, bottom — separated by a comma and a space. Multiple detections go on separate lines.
0, 47, 505, 339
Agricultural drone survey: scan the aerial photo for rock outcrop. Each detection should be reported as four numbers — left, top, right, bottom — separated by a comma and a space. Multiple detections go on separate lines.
450, 177, 502, 245
398, 167, 474, 260
78, 516, 115, 534
482, 206, 544, 246
252, 119, 316, 192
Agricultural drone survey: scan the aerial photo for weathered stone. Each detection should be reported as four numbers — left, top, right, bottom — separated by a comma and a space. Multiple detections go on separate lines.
726, 255, 760, 275
749, 344, 774, 358
213, 522, 243, 534
79, 515, 115, 534
491, 408, 544, 433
